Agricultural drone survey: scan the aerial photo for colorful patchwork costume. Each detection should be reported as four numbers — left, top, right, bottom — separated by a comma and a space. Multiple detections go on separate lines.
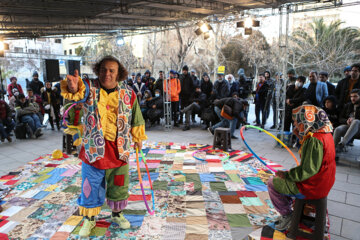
60, 76, 147, 225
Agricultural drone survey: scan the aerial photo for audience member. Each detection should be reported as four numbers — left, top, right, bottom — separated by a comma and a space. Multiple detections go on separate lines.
333, 89, 360, 159
27, 88, 44, 124
190, 69, 200, 87
319, 71, 335, 96
200, 72, 213, 99
323, 96, 340, 129
286, 68, 297, 86
133, 73, 146, 102
344, 66, 352, 78
140, 90, 152, 120
227, 74, 239, 97
164, 70, 181, 127
7, 77, 24, 98
154, 70, 165, 94
304, 71, 328, 107
213, 72, 230, 99
181, 86, 207, 131
146, 89, 163, 126
141, 70, 155, 88
0, 99, 15, 142
179, 65, 195, 124
284, 76, 307, 131
264, 71, 276, 129
127, 72, 135, 87
28, 71, 44, 96
42, 81, 61, 130
254, 73, 269, 128
335, 63, 360, 110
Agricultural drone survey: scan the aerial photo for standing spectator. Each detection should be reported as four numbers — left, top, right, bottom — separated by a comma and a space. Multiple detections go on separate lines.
15, 94, 43, 138
335, 63, 360, 110
227, 74, 239, 97
0, 99, 15, 142
28, 71, 44, 96
213, 72, 230, 99
140, 90, 152, 121
286, 68, 297, 86
344, 66, 352, 78
238, 68, 251, 99
181, 86, 207, 131
179, 65, 195, 124
41, 81, 61, 130
304, 71, 328, 107
200, 72, 213, 99
27, 88, 45, 124
254, 73, 269, 128
133, 73, 146, 102
146, 89, 163, 126
319, 71, 335, 96
164, 70, 181, 127
333, 89, 360, 158
154, 70, 165, 95
141, 70, 155, 88
284, 76, 307, 131
272, 72, 285, 129
323, 96, 340, 129
190, 69, 200, 87
264, 71, 276, 128
7, 77, 24, 98
127, 73, 135, 87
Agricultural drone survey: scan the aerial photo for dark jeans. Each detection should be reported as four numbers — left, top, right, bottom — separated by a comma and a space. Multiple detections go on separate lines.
255, 101, 266, 126
21, 114, 42, 133
179, 98, 191, 123
284, 109, 293, 132
171, 101, 179, 123
183, 102, 201, 126
0, 119, 15, 138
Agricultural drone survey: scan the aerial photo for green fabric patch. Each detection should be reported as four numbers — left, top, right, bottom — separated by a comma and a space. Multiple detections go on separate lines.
153, 181, 168, 190
140, 168, 156, 172
228, 174, 242, 183
33, 174, 51, 183
210, 182, 227, 192
186, 174, 202, 190
122, 209, 147, 215
226, 214, 252, 227
63, 185, 81, 193
38, 167, 55, 175
72, 225, 108, 236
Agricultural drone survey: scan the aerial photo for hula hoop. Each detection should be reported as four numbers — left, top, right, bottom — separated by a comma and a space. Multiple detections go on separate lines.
240, 125, 300, 173
136, 148, 155, 215
192, 149, 230, 162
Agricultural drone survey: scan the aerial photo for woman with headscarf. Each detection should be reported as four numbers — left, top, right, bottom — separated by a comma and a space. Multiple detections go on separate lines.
267, 105, 336, 231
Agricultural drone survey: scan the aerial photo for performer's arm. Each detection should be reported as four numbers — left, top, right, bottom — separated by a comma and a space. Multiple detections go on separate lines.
131, 91, 147, 150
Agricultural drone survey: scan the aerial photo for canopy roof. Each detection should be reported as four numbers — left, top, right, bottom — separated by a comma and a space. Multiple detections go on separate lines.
0, 0, 309, 39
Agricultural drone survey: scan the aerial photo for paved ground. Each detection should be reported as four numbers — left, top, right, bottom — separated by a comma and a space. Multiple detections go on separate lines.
0, 104, 359, 240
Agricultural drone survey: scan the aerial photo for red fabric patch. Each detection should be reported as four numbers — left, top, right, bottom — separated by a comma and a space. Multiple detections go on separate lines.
0, 175, 15, 180
236, 191, 257, 197
229, 150, 241, 156
146, 160, 161, 163
234, 154, 253, 162
205, 159, 221, 163
45, 164, 59, 167
114, 175, 125, 186
95, 220, 111, 228
0, 233, 8, 240
130, 90, 136, 107
63, 153, 70, 158
0, 220, 9, 228
4, 180, 18, 185
128, 194, 151, 201
181, 146, 186, 150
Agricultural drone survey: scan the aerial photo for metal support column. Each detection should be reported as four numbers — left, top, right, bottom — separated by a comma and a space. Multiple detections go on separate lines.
163, 77, 172, 131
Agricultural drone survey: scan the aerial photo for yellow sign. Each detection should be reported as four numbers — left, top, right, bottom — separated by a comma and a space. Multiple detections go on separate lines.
217, 66, 225, 74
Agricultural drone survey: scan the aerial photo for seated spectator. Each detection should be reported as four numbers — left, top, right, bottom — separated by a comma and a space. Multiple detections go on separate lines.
15, 94, 43, 138
133, 73, 146, 102
268, 104, 335, 231
333, 89, 360, 159
284, 76, 306, 131
335, 63, 360, 110
0, 99, 15, 142
27, 88, 45, 124
140, 90, 152, 120
319, 71, 335, 96
213, 73, 230, 99
227, 74, 239, 97
8, 88, 20, 115
323, 96, 340, 129
304, 71, 328, 107
208, 93, 246, 139
254, 73, 269, 128
42, 81, 61, 130
181, 86, 208, 131
146, 89, 163, 126
7, 76, 24, 98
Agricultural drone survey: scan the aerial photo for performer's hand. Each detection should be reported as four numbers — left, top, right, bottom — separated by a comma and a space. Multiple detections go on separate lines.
276, 170, 286, 179
134, 141, 142, 151
67, 69, 79, 93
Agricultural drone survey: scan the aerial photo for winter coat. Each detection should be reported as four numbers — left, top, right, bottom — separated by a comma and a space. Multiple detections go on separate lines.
229, 80, 240, 97
7, 83, 24, 98
133, 82, 147, 97
339, 102, 360, 124
179, 73, 194, 99
191, 75, 200, 88
15, 100, 39, 119
214, 97, 243, 120
335, 76, 360, 109
285, 85, 306, 112
29, 79, 44, 96
154, 78, 164, 94
0, 100, 11, 121
200, 79, 213, 99
304, 81, 328, 107
213, 80, 230, 99
255, 81, 269, 104
41, 87, 61, 108
163, 78, 181, 102
192, 92, 208, 111
326, 81, 336, 96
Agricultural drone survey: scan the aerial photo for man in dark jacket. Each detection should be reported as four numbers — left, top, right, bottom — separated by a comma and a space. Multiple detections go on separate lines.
191, 69, 200, 87
333, 89, 360, 158
0, 99, 15, 142
319, 71, 335, 96
42, 81, 61, 130
284, 76, 307, 131
181, 86, 208, 131
335, 63, 360, 110
208, 94, 247, 139
200, 72, 213, 99
227, 74, 239, 97
213, 73, 230, 99
141, 70, 155, 88
179, 65, 195, 124
286, 68, 297, 86
28, 71, 44, 96
254, 73, 269, 128
146, 89, 163, 126
324, 95, 340, 129
154, 71, 165, 95
264, 71, 276, 128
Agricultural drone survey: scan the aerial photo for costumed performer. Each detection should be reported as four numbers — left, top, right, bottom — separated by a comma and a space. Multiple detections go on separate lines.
267, 104, 335, 231
61, 56, 147, 237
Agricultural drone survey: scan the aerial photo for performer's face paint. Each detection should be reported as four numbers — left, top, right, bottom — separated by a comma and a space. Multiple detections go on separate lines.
99, 60, 119, 89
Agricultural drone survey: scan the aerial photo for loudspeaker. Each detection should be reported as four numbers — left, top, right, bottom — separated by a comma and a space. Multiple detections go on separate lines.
44, 59, 60, 82
67, 60, 80, 75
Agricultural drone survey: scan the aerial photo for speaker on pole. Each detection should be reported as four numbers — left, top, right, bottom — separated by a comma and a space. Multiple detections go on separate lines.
67, 60, 81, 75
44, 59, 60, 82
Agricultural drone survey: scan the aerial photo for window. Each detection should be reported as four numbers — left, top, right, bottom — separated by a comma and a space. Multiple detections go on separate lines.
55, 39, 62, 43
69, 49, 72, 55
64, 50, 67, 55
14, 47, 23, 53
28, 49, 37, 54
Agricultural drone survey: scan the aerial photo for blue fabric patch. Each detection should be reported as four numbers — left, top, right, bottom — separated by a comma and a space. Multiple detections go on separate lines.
142, 172, 159, 181
245, 184, 268, 191
123, 214, 145, 227
246, 177, 265, 185
32, 191, 51, 200
42, 175, 64, 184
242, 178, 250, 185
0, 201, 6, 205
47, 168, 68, 176
200, 174, 216, 182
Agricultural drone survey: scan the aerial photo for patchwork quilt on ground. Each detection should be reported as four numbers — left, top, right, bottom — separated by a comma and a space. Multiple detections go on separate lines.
0, 142, 329, 239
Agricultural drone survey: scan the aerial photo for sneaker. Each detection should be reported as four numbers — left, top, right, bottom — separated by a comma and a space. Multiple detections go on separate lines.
182, 126, 190, 131
275, 213, 292, 231
112, 212, 131, 229
347, 141, 354, 147
207, 127, 214, 135
0, 138, 4, 143
270, 125, 276, 129
34, 129, 42, 138
231, 135, 238, 139
79, 218, 96, 237
6, 136, 12, 142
